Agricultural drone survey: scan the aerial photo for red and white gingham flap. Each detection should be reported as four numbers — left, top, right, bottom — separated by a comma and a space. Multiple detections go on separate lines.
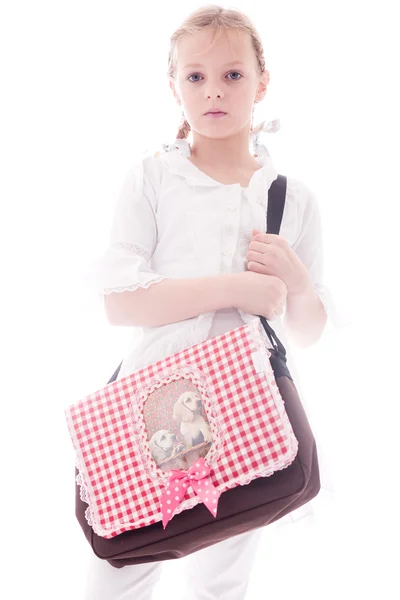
65, 318, 298, 538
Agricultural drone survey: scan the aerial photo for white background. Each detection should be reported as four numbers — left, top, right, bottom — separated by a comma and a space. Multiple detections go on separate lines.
1, 1, 399, 598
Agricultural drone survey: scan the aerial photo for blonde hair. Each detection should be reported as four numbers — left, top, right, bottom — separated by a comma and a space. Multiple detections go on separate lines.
167, 5, 267, 140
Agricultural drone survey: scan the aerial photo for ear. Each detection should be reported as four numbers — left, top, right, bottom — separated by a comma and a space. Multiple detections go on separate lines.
173, 399, 193, 423
169, 79, 182, 107
255, 69, 270, 104
172, 399, 183, 422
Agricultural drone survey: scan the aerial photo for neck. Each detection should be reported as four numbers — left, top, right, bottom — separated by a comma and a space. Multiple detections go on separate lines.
188, 127, 257, 168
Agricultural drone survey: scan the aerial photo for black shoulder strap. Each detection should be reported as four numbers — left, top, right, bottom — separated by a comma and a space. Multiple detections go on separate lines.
108, 362, 122, 384
258, 174, 289, 357
267, 174, 287, 235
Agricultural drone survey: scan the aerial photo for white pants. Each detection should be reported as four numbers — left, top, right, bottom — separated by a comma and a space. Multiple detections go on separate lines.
84, 528, 263, 600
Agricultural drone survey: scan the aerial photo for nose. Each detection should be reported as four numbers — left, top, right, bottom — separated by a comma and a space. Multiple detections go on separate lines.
206, 93, 222, 100
205, 80, 223, 100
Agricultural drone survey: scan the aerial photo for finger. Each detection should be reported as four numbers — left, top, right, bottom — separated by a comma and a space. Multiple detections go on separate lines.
274, 304, 285, 316
247, 261, 271, 275
271, 307, 283, 319
248, 241, 276, 254
252, 233, 288, 248
247, 250, 274, 266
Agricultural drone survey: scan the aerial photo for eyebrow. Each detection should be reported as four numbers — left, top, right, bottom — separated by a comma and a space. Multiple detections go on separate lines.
182, 60, 246, 70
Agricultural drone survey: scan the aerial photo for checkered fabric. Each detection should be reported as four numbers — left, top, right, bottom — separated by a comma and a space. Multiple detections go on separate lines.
65, 320, 298, 538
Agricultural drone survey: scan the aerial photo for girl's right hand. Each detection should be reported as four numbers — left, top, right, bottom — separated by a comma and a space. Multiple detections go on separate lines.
231, 271, 288, 320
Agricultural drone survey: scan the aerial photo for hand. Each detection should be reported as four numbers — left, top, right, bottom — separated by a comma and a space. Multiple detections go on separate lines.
246, 230, 312, 295
232, 271, 288, 321
172, 443, 185, 457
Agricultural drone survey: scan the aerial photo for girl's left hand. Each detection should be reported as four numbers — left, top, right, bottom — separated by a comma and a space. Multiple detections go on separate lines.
246, 230, 312, 296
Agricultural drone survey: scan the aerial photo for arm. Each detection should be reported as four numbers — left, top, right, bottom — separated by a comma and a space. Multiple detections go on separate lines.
104, 273, 238, 327
283, 185, 330, 348
283, 282, 328, 348
104, 270, 288, 328
247, 182, 333, 349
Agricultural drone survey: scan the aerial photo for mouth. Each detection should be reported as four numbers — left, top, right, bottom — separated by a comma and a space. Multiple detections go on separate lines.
204, 111, 227, 118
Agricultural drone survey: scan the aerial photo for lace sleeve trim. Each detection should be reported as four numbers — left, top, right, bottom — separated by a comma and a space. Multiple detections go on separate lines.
103, 275, 167, 295
111, 241, 151, 261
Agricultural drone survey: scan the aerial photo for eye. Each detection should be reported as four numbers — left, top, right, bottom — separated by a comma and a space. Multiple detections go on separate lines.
188, 73, 203, 82
187, 71, 243, 83
227, 71, 242, 81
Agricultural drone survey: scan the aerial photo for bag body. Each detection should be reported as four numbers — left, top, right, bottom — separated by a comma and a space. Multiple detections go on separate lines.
69, 174, 320, 567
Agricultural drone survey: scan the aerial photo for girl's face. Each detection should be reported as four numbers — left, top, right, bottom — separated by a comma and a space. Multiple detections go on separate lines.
170, 28, 269, 140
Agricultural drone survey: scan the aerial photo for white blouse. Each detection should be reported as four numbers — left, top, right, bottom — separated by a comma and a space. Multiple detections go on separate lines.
86, 137, 340, 525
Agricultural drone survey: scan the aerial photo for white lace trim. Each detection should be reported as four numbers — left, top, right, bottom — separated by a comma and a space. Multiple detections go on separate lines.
111, 241, 151, 261
75, 457, 94, 528
103, 275, 166, 295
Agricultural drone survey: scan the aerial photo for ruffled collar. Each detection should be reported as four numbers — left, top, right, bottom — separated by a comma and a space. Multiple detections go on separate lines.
160, 118, 281, 193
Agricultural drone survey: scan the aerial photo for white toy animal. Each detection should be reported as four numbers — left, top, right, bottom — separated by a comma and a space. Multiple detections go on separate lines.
149, 429, 184, 465
172, 391, 213, 449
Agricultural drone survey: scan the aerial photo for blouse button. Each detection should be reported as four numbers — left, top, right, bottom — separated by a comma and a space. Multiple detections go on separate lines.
228, 205, 237, 212
223, 250, 232, 257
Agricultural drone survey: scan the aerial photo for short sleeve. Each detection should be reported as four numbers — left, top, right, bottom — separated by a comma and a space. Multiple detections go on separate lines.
291, 184, 346, 334
85, 158, 168, 296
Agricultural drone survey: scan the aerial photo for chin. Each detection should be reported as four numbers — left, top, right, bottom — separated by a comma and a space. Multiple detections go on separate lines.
196, 126, 239, 141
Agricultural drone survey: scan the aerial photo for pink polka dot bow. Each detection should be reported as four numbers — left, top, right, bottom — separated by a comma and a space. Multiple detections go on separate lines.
161, 458, 221, 529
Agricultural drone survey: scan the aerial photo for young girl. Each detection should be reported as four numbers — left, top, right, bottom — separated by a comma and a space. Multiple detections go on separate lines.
85, 5, 336, 600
